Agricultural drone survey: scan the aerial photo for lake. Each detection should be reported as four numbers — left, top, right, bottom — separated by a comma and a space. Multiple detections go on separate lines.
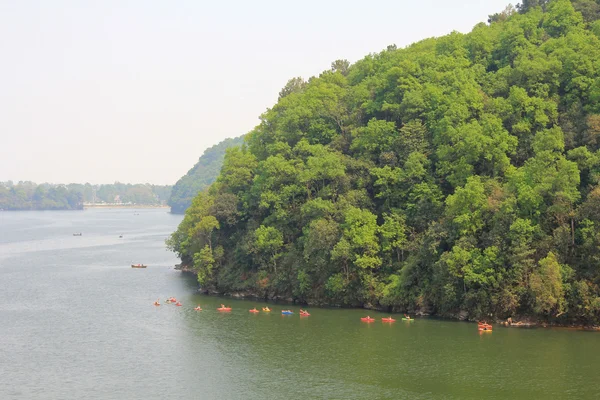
1, 208, 599, 399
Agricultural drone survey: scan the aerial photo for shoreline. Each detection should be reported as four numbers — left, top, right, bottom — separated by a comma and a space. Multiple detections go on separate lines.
175, 265, 600, 331
83, 204, 170, 209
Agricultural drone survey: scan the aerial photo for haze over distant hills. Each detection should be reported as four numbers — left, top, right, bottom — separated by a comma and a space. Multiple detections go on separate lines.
0, 181, 171, 210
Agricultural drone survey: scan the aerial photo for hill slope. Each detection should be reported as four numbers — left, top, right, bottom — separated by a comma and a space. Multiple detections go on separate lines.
168, 136, 244, 213
169, 0, 600, 324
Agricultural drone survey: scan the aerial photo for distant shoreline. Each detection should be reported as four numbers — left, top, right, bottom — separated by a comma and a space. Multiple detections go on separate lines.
83, 204, 170, 209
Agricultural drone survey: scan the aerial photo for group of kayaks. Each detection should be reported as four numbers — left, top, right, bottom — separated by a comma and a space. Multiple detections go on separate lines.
361, 315, 415, 323
153, 299, 488, 330
154, 297, 182, 306
154, 301, 309, 316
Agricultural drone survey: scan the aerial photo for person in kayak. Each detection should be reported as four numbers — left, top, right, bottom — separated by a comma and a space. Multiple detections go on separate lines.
154, 299, 160, 306
404, 314, 410, 320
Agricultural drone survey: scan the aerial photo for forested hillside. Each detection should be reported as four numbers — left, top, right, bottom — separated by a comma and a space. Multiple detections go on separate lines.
0, 182, 171, 210
168, 0, 600, 324
168, 136, 244, 213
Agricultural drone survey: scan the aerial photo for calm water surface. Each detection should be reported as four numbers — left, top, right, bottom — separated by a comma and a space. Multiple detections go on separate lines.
1, 209, 599, 399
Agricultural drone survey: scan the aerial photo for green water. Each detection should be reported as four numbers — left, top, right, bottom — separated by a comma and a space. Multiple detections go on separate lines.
1, 209, 598, 399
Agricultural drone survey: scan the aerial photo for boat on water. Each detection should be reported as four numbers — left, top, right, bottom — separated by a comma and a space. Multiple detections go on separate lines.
73, 233, 82, 236
478, 322, 493, 331
281, 310, 294, 315
382, 317, 396, 322
131, 264, 147, 268
361, 316, 376, 322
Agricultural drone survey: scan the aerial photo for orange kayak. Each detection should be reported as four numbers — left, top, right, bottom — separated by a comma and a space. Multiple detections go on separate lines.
249, 308, 259, 313
361, 317, 375, 322
300, 312, 310, 316
217, 307, 232, 312
194, 307, 202, 311
382, 317, 396, 322
175, 302, 182, 306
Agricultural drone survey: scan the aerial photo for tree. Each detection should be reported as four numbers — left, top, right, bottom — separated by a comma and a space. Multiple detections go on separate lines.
529, 252, 566, 316
278, 77, 307, 100
380, 212, 408, 262
252, 225, 284, 273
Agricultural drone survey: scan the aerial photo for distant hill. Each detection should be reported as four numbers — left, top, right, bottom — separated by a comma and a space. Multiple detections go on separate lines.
168, 136, 245, 213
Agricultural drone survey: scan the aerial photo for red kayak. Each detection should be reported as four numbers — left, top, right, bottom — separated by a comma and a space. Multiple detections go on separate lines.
249, 308, 259, 313
217, 307, 232, 312
175, 302, 182, 306
478, 322, 493, 331
382, 317, 396, 322
361, 316, 375, 322
300, 312, 310, 316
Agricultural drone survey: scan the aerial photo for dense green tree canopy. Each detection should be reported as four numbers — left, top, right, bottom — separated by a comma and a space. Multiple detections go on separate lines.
169, 0, 600, 324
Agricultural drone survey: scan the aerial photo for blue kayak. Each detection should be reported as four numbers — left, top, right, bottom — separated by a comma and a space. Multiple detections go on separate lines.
281, 311, 294, 315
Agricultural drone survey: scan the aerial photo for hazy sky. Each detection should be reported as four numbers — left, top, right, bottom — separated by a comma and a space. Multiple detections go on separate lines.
0, 0, 512, 185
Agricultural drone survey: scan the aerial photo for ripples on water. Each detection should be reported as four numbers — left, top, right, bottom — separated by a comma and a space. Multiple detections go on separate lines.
0, 209, 598, 399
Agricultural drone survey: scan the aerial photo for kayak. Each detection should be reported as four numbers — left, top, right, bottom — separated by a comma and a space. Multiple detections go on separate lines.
249, 309, 259, 313
262, 307, 271, 312
175, 302, 182, 306
361, 317, 375, 322
194, 307, 202, 311
382, 317, 395, 322
402, 318, 414, 321
281, 311, 294, 315
217, 307, 232, 312
153, 303, 160, 306
478, 324, 493, 331
300, 312, 310, 316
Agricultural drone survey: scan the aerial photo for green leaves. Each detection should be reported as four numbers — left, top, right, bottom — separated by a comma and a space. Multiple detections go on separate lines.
167, 1, 600, 324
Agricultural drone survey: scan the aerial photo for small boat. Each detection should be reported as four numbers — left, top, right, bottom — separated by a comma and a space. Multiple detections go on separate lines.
382, 317, 396, 322
262, 307, 271, 312
478, 322, 493, 331
194, 306, 202, 311
361, 316, 375, 322
131, 264, 147, 268
217, 305, 232, 312
281, 310, 294, 315
175, 302, 182, 306
153, 302, 160, 306
402, 318, 414, 321
300, 310, 310, 316
249, 308, 259, 313
119, 235, 123, 238
73, 233, 82, 236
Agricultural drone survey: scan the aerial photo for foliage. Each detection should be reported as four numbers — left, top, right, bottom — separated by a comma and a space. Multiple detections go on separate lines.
169, 1, 600, 324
